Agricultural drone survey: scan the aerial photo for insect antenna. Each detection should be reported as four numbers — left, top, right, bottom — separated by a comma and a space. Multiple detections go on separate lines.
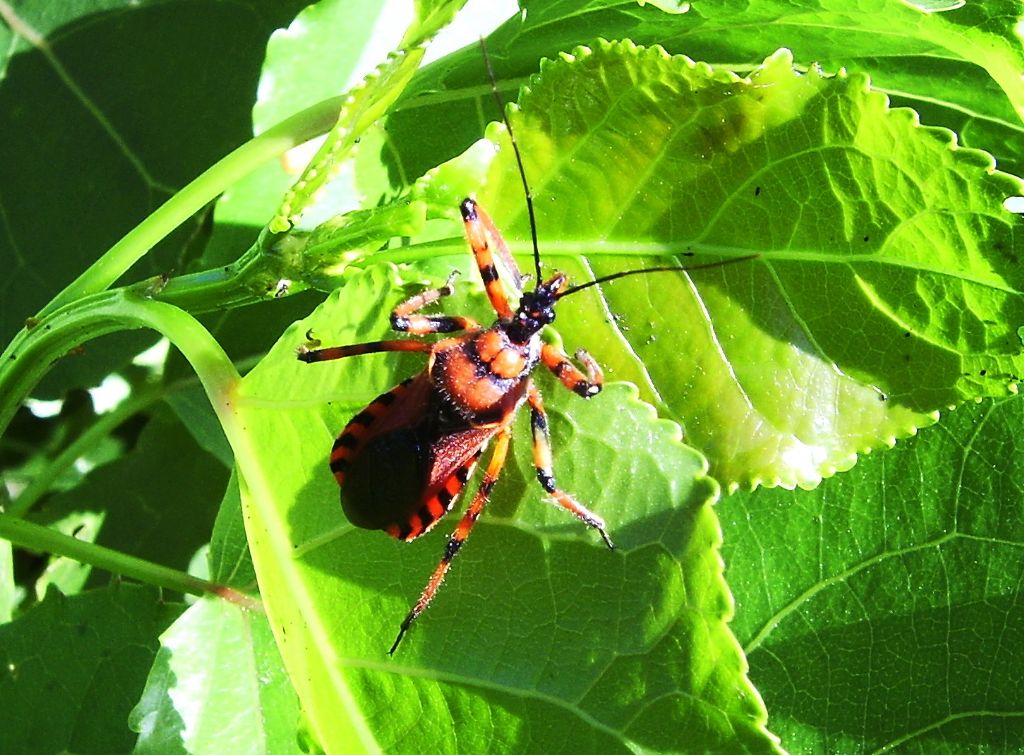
479, 36, 543, 287
557, 254, 760, 299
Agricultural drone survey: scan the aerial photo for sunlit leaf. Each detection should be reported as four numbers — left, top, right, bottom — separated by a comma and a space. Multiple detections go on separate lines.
130, 598, 300, 754
0, 539, 18, 624
472, 41, 1023, 489
388, 0, 1024, 179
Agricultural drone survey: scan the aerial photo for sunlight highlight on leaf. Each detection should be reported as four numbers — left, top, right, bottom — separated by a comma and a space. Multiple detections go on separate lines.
472, 40, 1024, 490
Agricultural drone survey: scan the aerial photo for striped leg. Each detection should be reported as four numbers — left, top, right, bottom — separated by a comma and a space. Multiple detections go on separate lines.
389, 424, 513, 655
460, 198, 519, 320
297, 339, 433, 363
390, 271, 480, 335
527, 384, 614, 549
541, 343, 603, 398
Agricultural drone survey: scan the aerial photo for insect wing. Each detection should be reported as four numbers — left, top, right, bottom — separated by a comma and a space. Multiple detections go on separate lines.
337, 374, 495, 540
393, 425, 494, 541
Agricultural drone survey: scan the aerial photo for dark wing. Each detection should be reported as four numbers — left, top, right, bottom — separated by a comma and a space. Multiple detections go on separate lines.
335, 374, 497, 540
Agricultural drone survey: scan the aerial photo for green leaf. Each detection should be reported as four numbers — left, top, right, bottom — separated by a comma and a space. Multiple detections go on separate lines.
0, 583, 183, 754
164, 382, 234, 468
255, 0, 402, 134
208, 470, 257, 590
233, 268, 775, 752
720, 393, 1024, 752
648, 0, 1024, 174
31, 508, 104, 600
265, 0, 470, 233
3, 3, 1023, 752
0, 537, 18, 624
461, 41, 1023, 488
130, 598, 301, 754
388, 0, 1024, 180
405, 0, 473, 49
204, 0, 404, 264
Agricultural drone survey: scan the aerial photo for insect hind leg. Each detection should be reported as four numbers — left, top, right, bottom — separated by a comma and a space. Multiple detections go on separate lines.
389, 424, 513, 655
297, 338, 433, 363
527, 384, 614, 549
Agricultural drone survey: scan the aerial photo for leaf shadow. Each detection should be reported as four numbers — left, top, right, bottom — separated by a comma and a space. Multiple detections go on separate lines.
750, 593, 1024, 750
283, 438, 744, 745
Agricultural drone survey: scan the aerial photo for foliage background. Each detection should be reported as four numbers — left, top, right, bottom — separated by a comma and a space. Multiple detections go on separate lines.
0, 0, 1022, 753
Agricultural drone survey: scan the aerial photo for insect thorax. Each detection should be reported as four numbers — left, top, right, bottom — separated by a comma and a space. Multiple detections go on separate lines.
429, 327, 539, 425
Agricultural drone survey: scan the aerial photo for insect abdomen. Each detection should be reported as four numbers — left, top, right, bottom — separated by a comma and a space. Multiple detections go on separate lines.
332, 375, 493, 541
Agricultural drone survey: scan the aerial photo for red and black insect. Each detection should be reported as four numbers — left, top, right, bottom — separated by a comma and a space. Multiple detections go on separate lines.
298, 193, 620, 652
299, 49, 754, 654
298, 199, 752, 653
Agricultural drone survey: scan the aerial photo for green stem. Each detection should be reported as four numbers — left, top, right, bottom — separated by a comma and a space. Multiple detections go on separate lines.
0, 536, 13, 623
37, 97, 343, 318
0, 512, 221, 599
0, 98, 342, 435
271, 48, 425, 232
0, 290, 239, 448
141, 229, 311, 314
8, 345, 264, 519
0, 296, 262, 607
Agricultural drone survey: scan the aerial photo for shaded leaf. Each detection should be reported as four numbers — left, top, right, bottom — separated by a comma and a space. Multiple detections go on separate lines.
721, 393, 1024, 752
208, 470, 257, 591
164, 382, 234, 468
0, 583, 183, 754
0, 388, 118, 497
32, 509, 103, 600
36, 412, 226, 582
0, 0, 309, 363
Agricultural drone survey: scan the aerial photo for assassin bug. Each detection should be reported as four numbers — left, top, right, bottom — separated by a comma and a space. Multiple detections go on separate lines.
298, 46, 755, 654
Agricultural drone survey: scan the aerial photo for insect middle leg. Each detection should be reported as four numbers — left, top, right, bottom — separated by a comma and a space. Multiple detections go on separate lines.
389, 423, 513, 655
527, 383, 614, 549
299, 271, 479, 363
390, 270, 480, 335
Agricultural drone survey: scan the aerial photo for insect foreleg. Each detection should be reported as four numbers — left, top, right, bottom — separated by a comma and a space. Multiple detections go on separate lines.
389, 424, 513, 655
527, 384, 613, 549
540, 343, 603, 398
460, 198, 518, 320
